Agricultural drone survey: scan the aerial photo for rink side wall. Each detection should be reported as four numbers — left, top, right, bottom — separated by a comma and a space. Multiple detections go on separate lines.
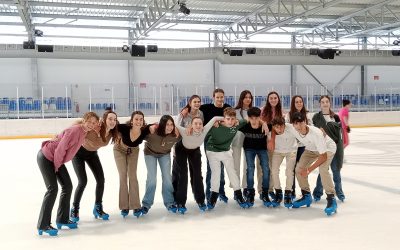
0, 112, 399, 139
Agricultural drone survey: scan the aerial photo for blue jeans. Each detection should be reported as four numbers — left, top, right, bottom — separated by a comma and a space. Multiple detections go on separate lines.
313, 154, 345, 200
142, 154, 175, 209
204, 143, 225, 200
244, 149, 270, 190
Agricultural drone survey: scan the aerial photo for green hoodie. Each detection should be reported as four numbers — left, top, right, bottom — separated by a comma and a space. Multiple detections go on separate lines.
206, 119, 247, 152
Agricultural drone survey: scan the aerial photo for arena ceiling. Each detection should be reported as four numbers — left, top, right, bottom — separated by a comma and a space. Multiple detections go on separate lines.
1, 0, 400, 49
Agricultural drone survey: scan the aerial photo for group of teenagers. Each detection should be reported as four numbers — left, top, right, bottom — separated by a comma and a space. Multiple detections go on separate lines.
36, 88, 352, 236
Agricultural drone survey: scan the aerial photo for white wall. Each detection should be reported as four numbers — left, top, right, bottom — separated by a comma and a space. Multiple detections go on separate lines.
366, 66, 400, 94
0, 58, 33, 97
218, 64, 291, 96
132, 60, 213, 85
38, 59, 129, 85
297, 65, 361, 94
2, 58, 400, 99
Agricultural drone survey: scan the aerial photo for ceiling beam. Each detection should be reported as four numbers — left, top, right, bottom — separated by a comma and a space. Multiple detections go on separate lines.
299, 0, 398, 34
129, 0, 180, 43
12, 0, 34, 40
219, 0, 344, 45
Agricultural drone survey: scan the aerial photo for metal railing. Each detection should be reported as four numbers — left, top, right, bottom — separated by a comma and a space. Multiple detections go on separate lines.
1, 84, 399, 119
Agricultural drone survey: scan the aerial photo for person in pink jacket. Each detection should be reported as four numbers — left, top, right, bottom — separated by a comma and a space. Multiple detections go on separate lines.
338, 100, 351, 148
37, 112, 99, 236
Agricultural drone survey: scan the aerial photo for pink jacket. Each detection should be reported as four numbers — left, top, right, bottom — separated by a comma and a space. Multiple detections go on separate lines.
41, 124, 87, 172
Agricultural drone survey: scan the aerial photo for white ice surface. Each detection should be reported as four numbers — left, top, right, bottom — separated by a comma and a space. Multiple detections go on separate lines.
0, 127, 399, 250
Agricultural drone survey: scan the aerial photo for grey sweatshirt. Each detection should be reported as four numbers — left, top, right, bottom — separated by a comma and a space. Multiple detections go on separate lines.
176, 116, 223, 149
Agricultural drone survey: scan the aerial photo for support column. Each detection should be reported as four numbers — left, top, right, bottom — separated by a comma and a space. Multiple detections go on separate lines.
31, 58, 39, 98
213, 32, 219, 47
213, 59, 219, 89
290, 65, 297, 96
290, 35, 297, 96
361, 65, 366, 96
128, 60, 135, 114
361, 37, 367, 95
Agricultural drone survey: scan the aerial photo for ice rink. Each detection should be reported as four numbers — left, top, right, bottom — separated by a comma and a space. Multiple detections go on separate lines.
1, 126, 399, 250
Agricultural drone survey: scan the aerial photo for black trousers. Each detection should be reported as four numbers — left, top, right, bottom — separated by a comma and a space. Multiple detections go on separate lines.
37, 150, 72, 229
72, 146, 105, 207
172, 140, 205, 205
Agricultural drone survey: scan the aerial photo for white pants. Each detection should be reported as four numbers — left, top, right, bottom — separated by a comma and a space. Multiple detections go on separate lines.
231, 131, 247, 188
206, 150, 240, 193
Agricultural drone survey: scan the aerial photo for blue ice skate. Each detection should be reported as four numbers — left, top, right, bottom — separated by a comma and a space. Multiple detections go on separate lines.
93, 203, 109, 220
269, 191, 276, 200
167, 204, 178, 213
219, 194, 229, 203
324, 195, 338, 216
271, 189, 283, 208
245, 189, 255, 208
207, 192, 219, 210
141, 207, 149, 215
56, 220, 78, 230
292, 192, 312, 208
261, 189, 273, 207
234, 190, 249, 209
284, 190, 293, 208
38, 225, 58, 236
198, 202, 207, 212
70, 207, 79, 222
291, 191, 296, 200
133, 208, 142, 218
177, 204, 187, 214
207, 201, 216, 210
121, 209, 129, 218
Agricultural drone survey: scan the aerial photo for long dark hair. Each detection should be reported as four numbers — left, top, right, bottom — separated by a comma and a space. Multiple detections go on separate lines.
157, 115, 176, 137
99, 110, 119, 143
126, 111, 146, 127
289, 95, 308, 124
261, 91, 283, 123
235, 90, 253, 118
181, 94, 201, 113
319, 95, 335, 117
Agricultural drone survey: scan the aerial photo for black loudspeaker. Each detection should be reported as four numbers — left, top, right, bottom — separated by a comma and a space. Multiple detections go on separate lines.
131, 45, 145, 57
391, 50, 400, 56
229, 49, 243, 56
37, 45, 54, 52
245, 48, 256, 54
317, 48, 335, 59
23, 41, 35, 49
147, 45, 158, 52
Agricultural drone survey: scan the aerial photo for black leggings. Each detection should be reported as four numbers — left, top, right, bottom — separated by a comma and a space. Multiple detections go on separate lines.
37, 150, 72, 229
172, 140, 205, 205
72, 146, 105, 207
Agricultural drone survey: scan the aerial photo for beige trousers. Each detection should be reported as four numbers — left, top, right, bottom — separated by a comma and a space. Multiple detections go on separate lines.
295, 150, 335, 195
113, 143, 141, 210
271, 151, 297, 191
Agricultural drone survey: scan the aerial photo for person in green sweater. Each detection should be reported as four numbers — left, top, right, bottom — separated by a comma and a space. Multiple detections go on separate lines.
205, 107, 249, 210
312, 95, 345, 202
